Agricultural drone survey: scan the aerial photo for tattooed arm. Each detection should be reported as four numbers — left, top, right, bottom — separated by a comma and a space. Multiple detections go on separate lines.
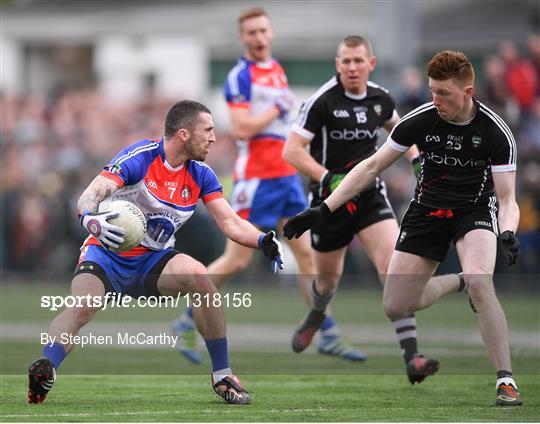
77, 175, 120, 214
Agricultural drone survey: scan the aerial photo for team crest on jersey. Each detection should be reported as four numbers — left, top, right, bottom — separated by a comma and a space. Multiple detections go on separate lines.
181, 185, 192, 201
105, 164, 122, 175
373, 104, 382, 116
471, 135, 482, 148
232, 94, 247, 103
236, 190, 247, 204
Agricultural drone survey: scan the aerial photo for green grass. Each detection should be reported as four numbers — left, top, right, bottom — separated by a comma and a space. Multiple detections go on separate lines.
1, 374, 539, 422
2, 342, 540, 376
1, 283, 539, 421
2, 284, 539, 327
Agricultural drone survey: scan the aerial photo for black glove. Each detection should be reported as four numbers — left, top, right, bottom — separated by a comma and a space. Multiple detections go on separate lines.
258, 230, 284, 273
499, 230, 520, 266
411, 156, 421, 179
319, 172, 347, 199
283, 202, 331, 239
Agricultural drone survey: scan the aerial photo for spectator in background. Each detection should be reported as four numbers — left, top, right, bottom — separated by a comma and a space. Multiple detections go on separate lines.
396, 65, 430, 116
499, 40, 538, 124
527, 33, 540, 96
479, 55, 517, 125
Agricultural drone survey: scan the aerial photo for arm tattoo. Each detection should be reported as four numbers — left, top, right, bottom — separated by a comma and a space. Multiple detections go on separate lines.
77, 175, 119, 214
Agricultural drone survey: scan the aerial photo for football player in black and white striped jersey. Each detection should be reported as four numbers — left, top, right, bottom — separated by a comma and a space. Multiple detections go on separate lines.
284, 50, 522, 406
284, 36, 462, 381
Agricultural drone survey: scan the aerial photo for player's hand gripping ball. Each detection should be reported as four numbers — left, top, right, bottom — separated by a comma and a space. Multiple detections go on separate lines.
81, 200, 147, 252
104, 201, 147, 252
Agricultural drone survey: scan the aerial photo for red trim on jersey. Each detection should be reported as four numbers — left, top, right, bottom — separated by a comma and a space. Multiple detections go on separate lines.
228, 102, 250, 109
83, 237, 150, 257
100, 171, 125, 188
202, 191, 223, 204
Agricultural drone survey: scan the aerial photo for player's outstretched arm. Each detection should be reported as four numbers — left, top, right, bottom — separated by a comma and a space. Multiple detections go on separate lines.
493, 171, 521, 265
206, 198, 284, 272
324, 143, 403, 211
283, 144, 403, 240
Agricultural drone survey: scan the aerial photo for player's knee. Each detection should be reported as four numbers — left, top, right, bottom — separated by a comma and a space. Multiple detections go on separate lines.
316, 275, 339, 293
383, 299, 408, 321
192, 275, 218, 297
68, 305, 98, 327
170, 254, 208, 276
466, 275, 493, 305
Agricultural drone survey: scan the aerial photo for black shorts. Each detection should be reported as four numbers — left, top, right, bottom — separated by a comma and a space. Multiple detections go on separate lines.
310, 182, 396, 252
395, 199, 498, 262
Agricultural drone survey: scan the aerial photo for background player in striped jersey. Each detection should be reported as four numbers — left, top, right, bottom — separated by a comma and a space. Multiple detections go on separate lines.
173, 8, 365, 364
283, 35, 461, 381
284, 50, 522, 406
28, 100, 285, 405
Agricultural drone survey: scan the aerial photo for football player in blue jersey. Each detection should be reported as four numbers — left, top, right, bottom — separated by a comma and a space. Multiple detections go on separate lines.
28, 100, 284, 405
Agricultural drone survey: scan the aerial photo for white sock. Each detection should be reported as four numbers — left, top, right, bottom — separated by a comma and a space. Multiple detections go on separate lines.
212, 367, 232, 383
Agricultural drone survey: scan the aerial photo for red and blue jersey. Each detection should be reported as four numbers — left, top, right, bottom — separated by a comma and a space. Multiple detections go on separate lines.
224, 56, 297, 180
83, 138, 223, 255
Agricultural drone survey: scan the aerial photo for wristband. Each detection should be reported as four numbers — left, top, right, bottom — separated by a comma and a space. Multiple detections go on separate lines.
78, 210, 91, 225
257, 234, 265, 249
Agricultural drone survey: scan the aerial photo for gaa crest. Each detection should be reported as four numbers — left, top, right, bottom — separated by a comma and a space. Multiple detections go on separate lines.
181, 185, 192, 201
471, 135, 482, 148
373, 104, 382, 116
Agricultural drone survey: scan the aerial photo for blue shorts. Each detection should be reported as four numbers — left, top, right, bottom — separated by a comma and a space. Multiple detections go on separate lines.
230, 174, 307, 229
75, 245, 178, 298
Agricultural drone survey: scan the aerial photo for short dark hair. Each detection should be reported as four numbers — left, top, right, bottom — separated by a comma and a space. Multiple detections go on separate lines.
164, 100, 211, 138
427, 50, 475, 85
238, 7, 268, 28
337, 35, 373, 57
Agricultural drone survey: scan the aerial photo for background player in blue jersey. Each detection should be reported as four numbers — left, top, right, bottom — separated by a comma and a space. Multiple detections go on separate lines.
173, 7, 365, 365
27, 100, 284, 405
284, 51, 522, 406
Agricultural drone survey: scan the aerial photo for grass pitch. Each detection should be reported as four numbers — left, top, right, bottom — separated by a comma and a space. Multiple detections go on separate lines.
1, 283, 539, 421
2, 373, 540, 422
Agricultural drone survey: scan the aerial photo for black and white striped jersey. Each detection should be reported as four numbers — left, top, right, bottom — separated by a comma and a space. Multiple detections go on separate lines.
291, 74, 397, 176
387, 100, 517, 209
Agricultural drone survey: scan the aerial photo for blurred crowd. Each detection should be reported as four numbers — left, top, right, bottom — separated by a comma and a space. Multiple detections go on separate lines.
2, 37, 539, 276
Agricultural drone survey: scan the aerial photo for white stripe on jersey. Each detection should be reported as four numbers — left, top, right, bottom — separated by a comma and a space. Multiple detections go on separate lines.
296, 76, 338, 129
386, 137, 410, 152
228, 60, 247, 96
377, 179, 395, 217
291, 123, 315, 141
489, 196, 499, 234
492, 164, 517, 173
474, 167, 489, 203
234, 140, 249, 180
114, 142, 160, 166
478, 103, 517, 165
321, 125, 328, 167
389, 102, 435, 138
367, 80, 390, 93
